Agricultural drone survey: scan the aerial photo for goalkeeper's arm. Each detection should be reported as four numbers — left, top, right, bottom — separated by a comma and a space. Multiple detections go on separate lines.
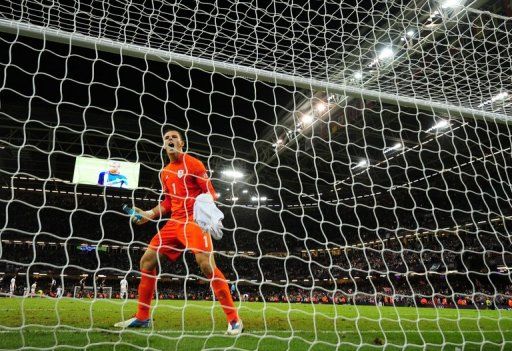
132, 196, 171, 225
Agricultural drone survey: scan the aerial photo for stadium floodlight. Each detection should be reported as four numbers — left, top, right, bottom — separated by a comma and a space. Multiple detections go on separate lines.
301, 114, 314, 125
491, 92, 509, 102
230, 197, 239, 201
315, 102, 327, 113
478, 92, 509, 107
369, 47, 394, 67
406, 29, 415, 37
441, 0, 464, 9
425, 10, 441, 28
378, 47, 394, 60
272, 139, 284, 147
426, 119, 450, 132
427, 10, 440, 20
251, 196, 267, 202
353, 71, 363, 80
384, 142, 403, 154
221, 169, 244, 179
352, 159, 368, 169
242, 189, 248, 194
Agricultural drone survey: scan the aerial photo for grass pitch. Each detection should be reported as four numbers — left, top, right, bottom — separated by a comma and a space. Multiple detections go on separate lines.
0, 298, 511, 350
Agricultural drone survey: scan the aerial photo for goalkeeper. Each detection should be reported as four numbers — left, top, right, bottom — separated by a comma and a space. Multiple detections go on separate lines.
115, 129, 243, 335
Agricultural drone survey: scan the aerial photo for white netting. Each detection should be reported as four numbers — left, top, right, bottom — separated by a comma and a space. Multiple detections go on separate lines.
0, 1, 512, 350
0, 1, 511, 118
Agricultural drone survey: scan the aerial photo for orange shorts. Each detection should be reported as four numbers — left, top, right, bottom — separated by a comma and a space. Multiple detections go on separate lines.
148, 218, 212, 262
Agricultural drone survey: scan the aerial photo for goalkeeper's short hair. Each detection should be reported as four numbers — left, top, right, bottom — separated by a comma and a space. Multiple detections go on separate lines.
163, 127, 184, 140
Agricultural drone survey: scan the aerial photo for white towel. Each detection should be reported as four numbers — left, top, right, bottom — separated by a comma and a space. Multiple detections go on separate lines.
194, 193, 224, 240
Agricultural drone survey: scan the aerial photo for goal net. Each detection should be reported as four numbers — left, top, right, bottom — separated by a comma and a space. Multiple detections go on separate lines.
0, 1, 511, 350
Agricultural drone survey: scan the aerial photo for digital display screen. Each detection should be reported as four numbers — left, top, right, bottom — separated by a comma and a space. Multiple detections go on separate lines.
76, 245, 107, 252
72, 156, 140, 189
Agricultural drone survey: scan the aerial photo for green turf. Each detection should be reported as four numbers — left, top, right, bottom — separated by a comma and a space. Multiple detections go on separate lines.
0, 298, 511, 350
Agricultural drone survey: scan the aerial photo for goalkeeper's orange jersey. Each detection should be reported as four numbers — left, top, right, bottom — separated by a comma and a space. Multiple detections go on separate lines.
159, 153, 216, 220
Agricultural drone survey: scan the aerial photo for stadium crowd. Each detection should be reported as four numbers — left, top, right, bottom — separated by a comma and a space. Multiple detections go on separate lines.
1, 189, 511, 310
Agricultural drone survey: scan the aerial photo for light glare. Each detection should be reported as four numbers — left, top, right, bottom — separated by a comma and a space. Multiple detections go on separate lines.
441, 0, 462, 8
384, 143, 403, 154
491, 92, 509, 102
433, 120, 449, 129
478, 91, 509, 108
315, 102, 327, 113
378, 47, 394, 60
426, 119, 450, 132
352, 160, 368, 169
272, 139, 283, 148
221, 169, 244, 179
353, 71, 363, 80
301, 114, 314, 125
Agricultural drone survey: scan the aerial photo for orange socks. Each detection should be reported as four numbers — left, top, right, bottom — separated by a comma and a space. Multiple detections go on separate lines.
209, 267, 238, 323
135, 267, 238, 323
136, 268, 157, 320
